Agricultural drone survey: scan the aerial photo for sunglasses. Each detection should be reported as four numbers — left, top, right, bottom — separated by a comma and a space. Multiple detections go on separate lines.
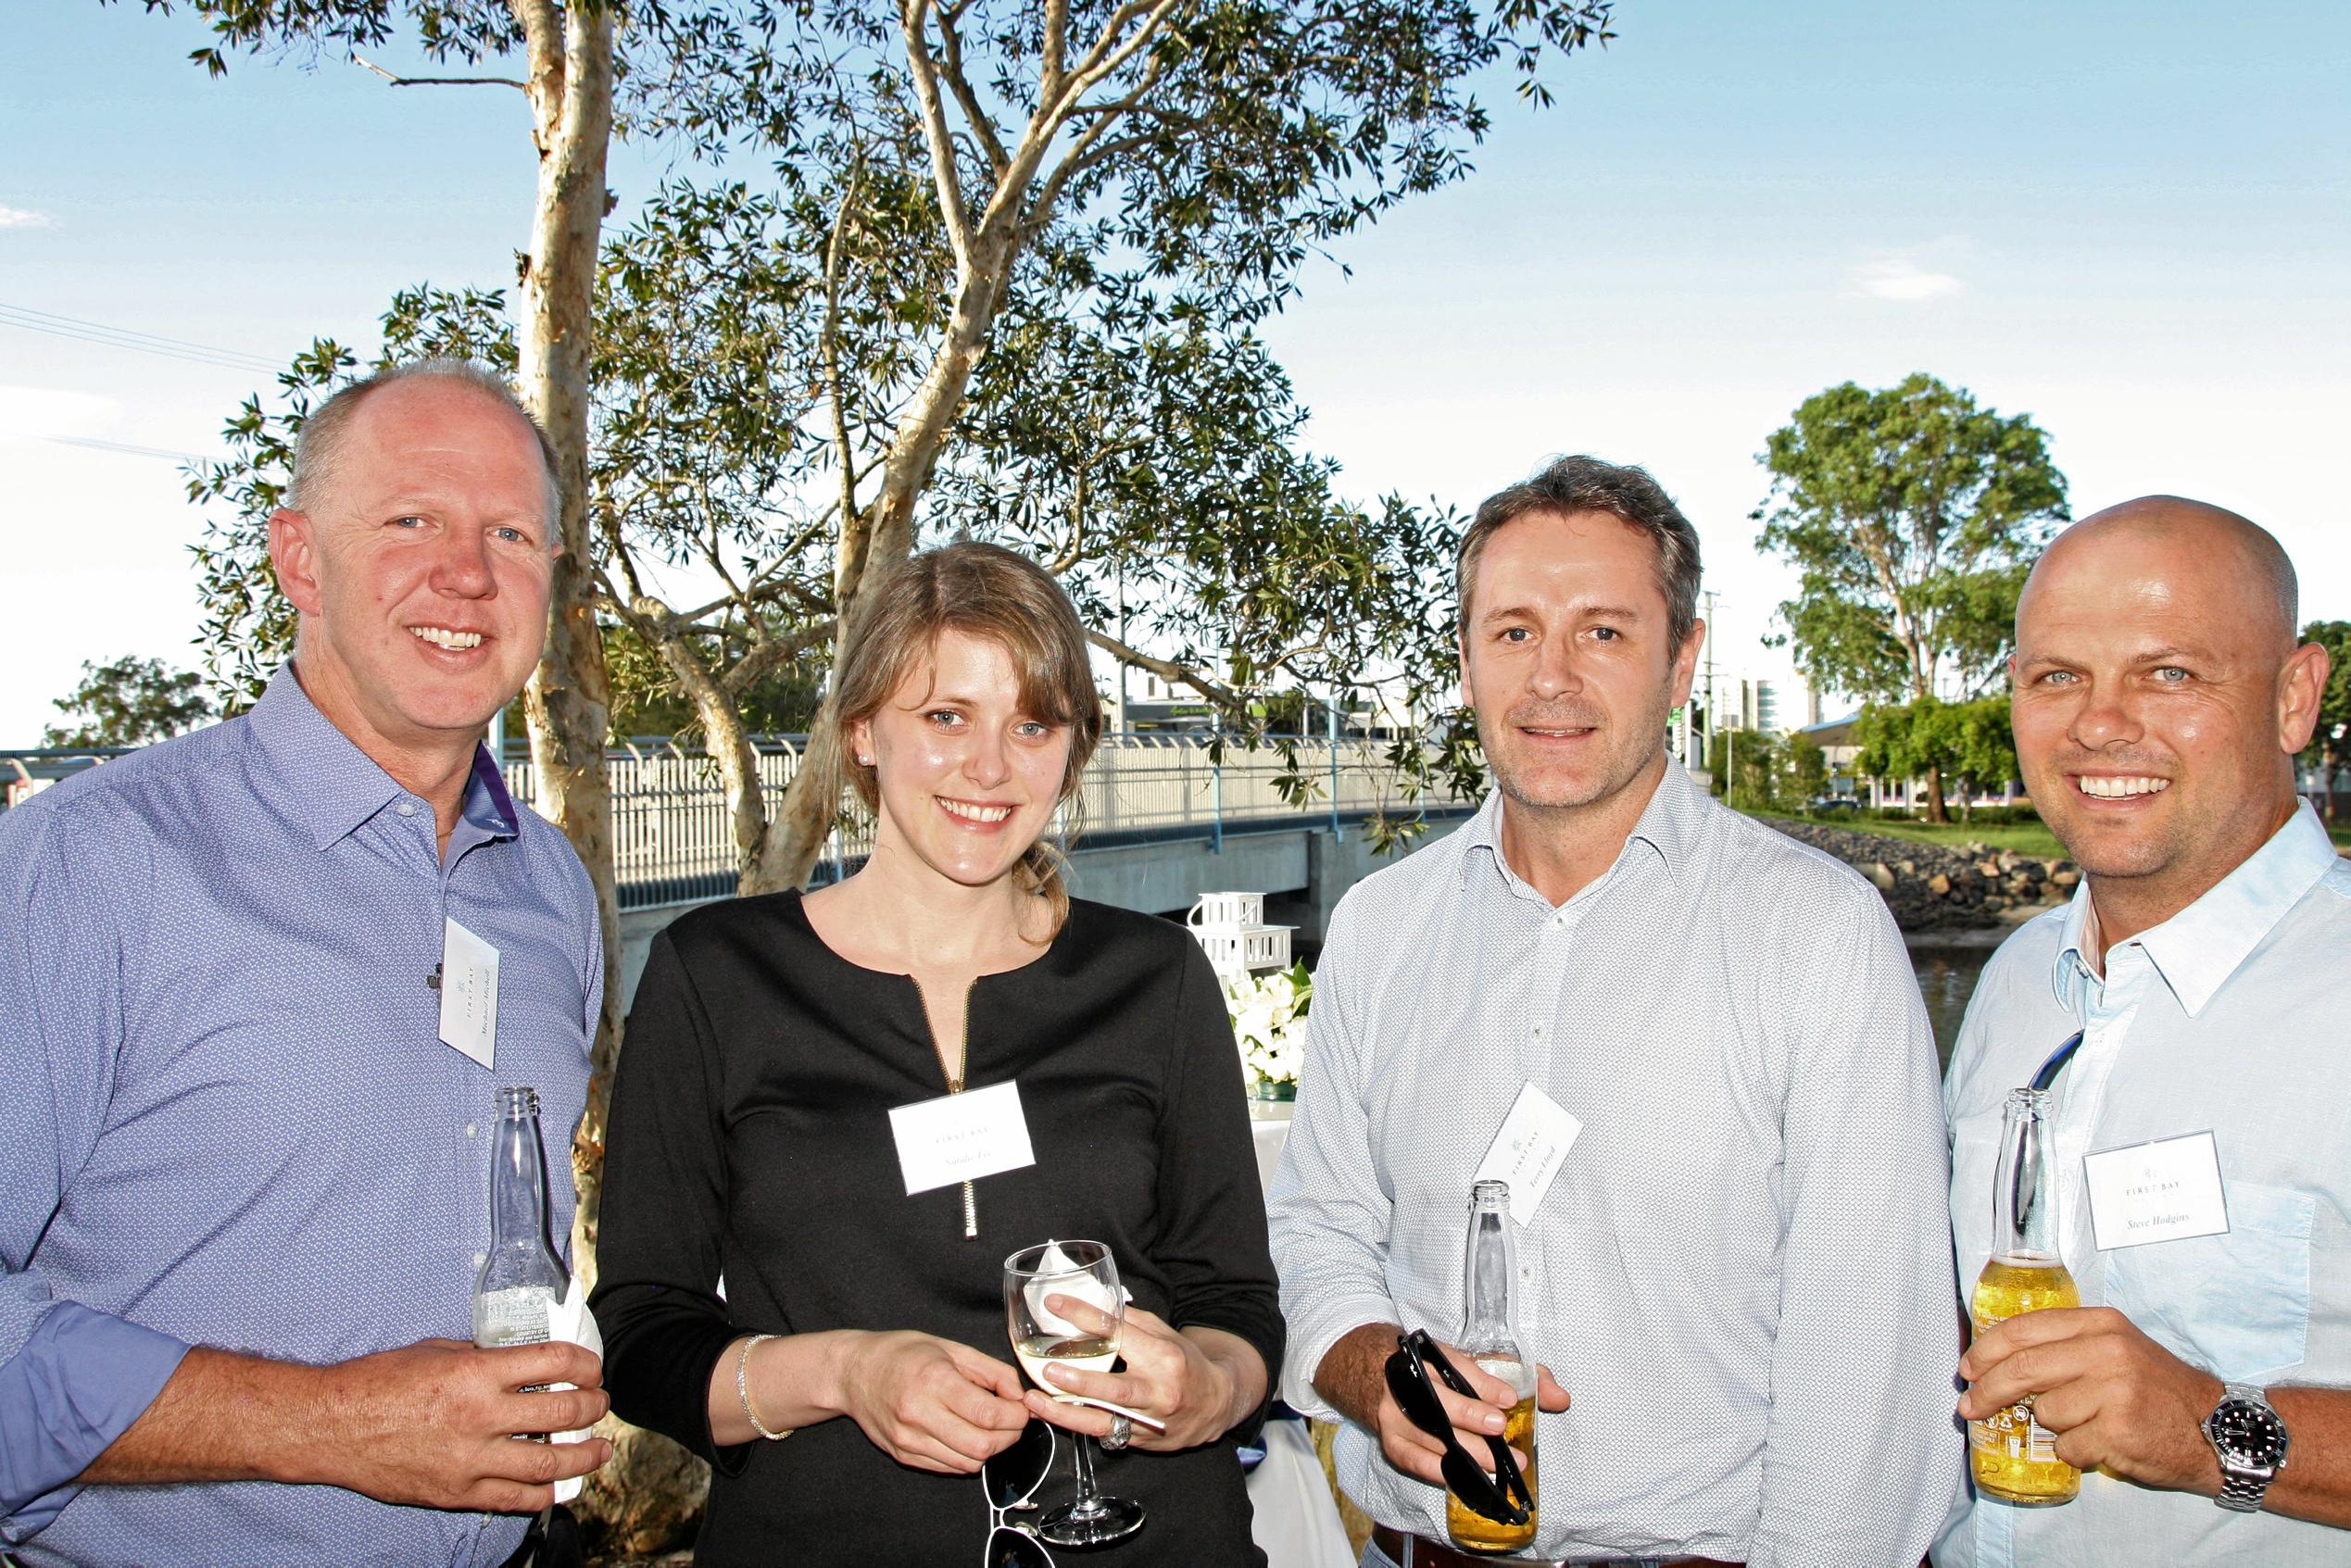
1383, 1329, 1533, 1527
984, 1420, 1057, 1568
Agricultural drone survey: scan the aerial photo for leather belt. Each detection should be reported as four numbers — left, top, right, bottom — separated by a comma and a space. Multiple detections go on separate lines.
1370, 1524, 1743, 1568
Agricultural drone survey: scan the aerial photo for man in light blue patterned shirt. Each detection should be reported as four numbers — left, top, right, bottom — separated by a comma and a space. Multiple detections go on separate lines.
1, 361, 610, 1566
1268, 455, 1961, 1567
1941, 497, 2351, 1565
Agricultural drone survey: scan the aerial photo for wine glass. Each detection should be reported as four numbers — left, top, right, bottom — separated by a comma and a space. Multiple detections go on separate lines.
1003, 1239, 1146, 1547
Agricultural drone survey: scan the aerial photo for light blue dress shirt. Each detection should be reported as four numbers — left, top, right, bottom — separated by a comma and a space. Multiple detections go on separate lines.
1, 667, 600, 1567
1268, 761, 1962, 1566
1938, 804, 2351, 1568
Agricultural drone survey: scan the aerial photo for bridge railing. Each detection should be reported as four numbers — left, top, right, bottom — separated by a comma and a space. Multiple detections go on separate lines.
5, 734, 1442, 910
506, 733, 1437, 909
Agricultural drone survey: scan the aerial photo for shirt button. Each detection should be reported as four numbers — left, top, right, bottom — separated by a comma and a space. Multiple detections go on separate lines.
472, 1251, 488, 1269
465, 1122, 478, 1139
396, 801, 417, 817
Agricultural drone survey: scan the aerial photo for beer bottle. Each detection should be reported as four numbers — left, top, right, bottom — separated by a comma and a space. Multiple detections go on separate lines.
1447, 1180, 1540, 1553
473, 1085, 569, 1350
1968, 1086, 2081, 1506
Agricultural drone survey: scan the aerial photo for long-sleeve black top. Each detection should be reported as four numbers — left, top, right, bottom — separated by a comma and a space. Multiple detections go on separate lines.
593, 891, 1282, 1566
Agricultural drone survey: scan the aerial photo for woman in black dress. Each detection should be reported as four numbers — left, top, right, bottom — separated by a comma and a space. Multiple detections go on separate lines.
593, 542, 1281, 1565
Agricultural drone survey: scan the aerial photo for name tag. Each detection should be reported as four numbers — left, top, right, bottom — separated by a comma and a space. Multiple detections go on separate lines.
889, 1081, 1037, 1196
2084, 1131, 2229, 1250
439, 917, 500, 1069
1474, 1082, 1582, 1226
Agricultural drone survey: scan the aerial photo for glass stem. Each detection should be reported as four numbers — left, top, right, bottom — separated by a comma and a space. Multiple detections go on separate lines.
1067, 1429, 1107, 1520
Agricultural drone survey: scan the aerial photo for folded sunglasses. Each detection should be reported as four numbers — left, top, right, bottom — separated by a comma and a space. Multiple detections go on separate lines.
984, 1419, 1057, 1568
1383, 1328, 1533, 1528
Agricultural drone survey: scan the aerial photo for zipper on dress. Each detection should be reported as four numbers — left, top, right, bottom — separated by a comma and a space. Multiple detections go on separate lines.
918, 979, 981, 1240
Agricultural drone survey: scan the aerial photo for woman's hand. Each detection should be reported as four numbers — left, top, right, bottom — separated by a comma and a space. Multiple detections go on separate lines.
1024, 1296, 1264, 1451
832, 1330, 1032, 1474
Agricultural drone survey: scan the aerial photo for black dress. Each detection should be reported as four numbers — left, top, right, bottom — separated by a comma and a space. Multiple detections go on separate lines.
593, 892, 1283, 1566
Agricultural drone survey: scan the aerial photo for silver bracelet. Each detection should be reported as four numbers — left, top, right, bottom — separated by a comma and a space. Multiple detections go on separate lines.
735, 1333, 789, 1441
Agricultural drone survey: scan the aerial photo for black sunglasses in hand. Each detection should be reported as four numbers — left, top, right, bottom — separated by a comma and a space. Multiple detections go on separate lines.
984, 1420, 1058, 1568
1383, 1329, 1533, 1528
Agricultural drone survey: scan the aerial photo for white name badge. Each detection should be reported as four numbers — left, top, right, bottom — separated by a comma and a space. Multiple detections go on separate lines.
1473, 1082, 1582, 1226
889, 1080, 1037, 1196
438, 917, 500, 1069
2084, 1130, 2230, 1251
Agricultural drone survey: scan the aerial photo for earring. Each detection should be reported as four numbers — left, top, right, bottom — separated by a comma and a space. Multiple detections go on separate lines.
857, 753, 874, 766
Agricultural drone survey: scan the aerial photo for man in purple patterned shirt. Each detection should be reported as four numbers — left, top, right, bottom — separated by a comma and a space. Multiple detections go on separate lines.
2, 361, 609, 1566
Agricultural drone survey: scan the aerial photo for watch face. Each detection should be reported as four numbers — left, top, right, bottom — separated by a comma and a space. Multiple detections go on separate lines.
2210, 1399, 2288, 1464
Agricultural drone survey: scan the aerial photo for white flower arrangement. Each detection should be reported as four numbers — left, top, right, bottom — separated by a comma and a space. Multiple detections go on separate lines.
1222, 960, 1313, 1090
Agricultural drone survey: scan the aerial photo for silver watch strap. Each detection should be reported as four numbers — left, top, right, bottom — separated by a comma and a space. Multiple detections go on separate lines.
2213, 1383, 2280, 1512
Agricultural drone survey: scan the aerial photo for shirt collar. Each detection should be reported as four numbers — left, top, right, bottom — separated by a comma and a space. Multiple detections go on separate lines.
1458, 757, 1704, 893
2051, 802, 2339, 1017
245, 663, 518, 852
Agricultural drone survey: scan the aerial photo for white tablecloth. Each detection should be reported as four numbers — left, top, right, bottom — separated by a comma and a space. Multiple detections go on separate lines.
1243, 1107, 1354, 1567
1249, 1418, 1356, 1568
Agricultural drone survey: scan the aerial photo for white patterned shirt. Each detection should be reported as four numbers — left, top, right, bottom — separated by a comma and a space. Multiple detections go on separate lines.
1936, 805, 2351, 1568
1267, 761, 1963, 1565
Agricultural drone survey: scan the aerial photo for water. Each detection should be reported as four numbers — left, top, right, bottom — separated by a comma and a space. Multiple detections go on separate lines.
1910, 941, 1994, 1073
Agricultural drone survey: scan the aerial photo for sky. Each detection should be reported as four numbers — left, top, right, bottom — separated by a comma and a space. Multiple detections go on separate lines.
3, 1, 2345, 742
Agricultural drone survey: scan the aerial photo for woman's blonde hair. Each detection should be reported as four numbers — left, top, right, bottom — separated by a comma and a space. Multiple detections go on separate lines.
809, 541, 1105, 932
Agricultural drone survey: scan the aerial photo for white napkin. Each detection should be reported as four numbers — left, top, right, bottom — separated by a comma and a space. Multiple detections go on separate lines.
1023, 1239, 1118, 1338
545, 1276, 604, 1504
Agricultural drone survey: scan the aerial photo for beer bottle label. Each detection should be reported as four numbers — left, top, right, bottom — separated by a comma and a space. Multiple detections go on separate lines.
474, 1285, 555, 1348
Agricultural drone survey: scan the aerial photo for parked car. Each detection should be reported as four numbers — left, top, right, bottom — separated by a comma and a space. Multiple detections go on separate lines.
1806, 796, 1861, 815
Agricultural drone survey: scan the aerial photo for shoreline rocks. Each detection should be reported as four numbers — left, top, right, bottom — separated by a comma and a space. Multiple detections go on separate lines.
1763, 818, 2078, 933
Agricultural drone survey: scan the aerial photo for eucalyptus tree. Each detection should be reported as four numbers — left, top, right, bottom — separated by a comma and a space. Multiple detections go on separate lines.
1754, 373, 2068, 821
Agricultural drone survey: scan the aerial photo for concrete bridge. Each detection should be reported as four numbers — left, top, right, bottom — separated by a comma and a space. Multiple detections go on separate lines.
614, 807, 1473, 1005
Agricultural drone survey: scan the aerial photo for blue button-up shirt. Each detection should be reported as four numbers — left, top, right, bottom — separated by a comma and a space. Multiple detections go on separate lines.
1, 668, 600, 1567
1938, 805, 2351, 1568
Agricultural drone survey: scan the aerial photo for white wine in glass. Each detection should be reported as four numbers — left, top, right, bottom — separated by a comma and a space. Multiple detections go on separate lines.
1002, 1239, 1145, 1548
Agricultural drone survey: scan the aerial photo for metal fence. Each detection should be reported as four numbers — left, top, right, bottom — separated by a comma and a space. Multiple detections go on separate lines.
4, 734, 1442, 910
507, 733, 1440, 909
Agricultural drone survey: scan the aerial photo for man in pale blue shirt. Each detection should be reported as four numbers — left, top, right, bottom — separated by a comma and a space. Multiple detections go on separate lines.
1942, 496, 2351, 1565
1271, 456, 1960, 1567
0, 361, 611, 1566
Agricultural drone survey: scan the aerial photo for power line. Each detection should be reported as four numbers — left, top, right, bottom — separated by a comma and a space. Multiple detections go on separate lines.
0, 302, 284, 376
44, 435, 209, 463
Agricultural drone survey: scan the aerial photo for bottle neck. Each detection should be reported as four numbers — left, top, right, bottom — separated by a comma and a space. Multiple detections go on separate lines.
1993, 1092, 2059, 1263
1460, 1199, 1520, 1353
488, 1109, 555, 1255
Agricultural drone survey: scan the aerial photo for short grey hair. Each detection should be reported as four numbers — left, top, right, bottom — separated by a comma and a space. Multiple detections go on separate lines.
287, 358, 561, 525
1457, 455, 1704, 651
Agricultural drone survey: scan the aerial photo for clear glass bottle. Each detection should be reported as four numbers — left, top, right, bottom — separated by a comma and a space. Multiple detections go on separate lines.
472, 1086, 569, 1350
1968, 1087, 2081, 1506
1447, 1179, 1540, 1553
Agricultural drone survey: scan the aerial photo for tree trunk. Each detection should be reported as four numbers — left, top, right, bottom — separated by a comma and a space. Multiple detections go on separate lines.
509, 2, 704, 1549
1923, 759, 1950, 823
749, 759, 836, 893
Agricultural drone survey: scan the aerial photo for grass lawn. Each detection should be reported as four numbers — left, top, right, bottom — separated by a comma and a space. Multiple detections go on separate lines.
2334, 824, 2351, 853
1750, 807, 2069, 861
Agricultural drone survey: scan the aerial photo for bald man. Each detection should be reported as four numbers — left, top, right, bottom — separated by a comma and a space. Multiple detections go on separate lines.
1935, 497, 2348, 1565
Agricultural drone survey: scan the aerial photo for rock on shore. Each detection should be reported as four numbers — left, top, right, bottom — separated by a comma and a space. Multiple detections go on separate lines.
1763, 819, 2078, 933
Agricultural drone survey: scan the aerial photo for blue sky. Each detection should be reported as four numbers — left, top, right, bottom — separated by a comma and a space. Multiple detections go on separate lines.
3, 1, 2345, 740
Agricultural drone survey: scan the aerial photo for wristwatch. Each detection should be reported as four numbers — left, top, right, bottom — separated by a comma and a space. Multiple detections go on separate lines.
2202, 1382, 2290, 1512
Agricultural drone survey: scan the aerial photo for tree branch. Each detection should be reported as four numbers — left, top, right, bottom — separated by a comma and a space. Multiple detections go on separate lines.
351, 52, 527, 91
932, 6, 1011, 180
900, 0, 975, 273
823, 151, 867, 551
723, 619, 838, 696
1086, 628, 1245, 712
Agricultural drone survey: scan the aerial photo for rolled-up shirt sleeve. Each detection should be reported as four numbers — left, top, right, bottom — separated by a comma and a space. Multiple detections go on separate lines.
1264, 893, 1400, 1422
1, 809, 189, 1541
